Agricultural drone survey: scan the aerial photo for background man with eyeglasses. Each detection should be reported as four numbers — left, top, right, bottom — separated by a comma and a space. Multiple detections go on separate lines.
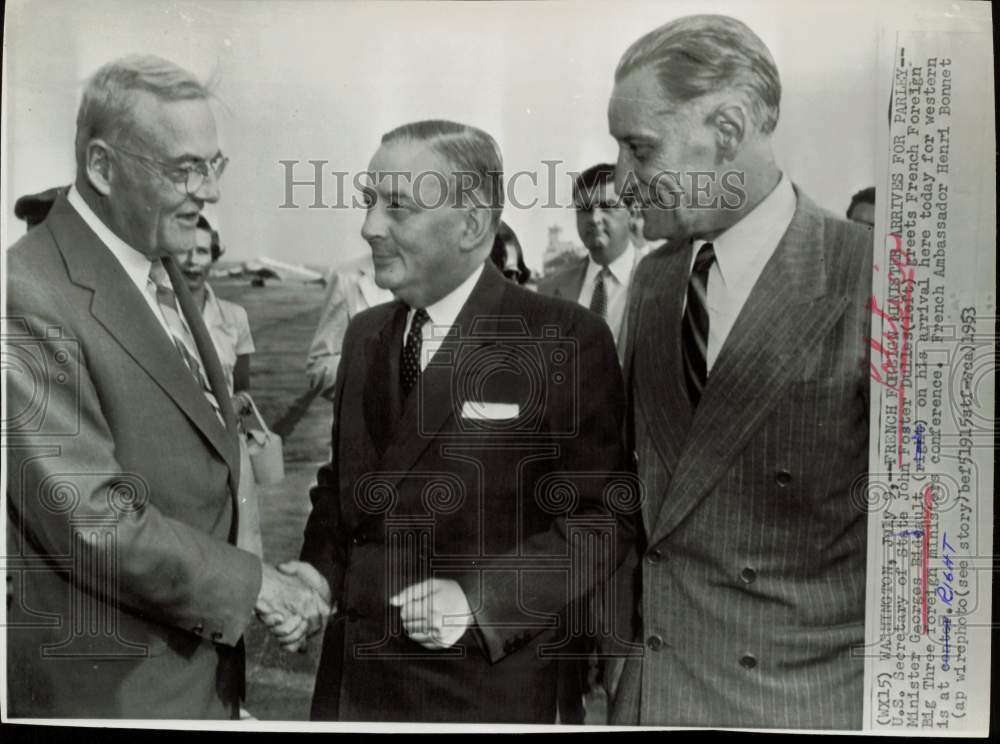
6, 54, 328, 719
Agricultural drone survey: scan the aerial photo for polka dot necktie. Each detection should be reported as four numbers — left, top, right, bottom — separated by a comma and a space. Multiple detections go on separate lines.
400, 307, 430, 399
589, 267, 609, 320
681, 242, 716, 407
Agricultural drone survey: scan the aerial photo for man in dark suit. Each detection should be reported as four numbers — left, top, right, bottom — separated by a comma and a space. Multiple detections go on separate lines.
539, 163, 642, 365
269, 119, 636, 723
607, 15, 871, 728
6, 54, 326, 719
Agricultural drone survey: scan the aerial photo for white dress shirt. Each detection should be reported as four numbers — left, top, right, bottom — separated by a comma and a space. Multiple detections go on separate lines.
67, 186, 207, 366
577, 243, 636, 346
403, 263, 484, 371
688, 174, 796, 372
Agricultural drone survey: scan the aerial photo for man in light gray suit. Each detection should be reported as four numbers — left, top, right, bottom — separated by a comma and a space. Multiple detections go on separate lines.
608, 15, 872, 729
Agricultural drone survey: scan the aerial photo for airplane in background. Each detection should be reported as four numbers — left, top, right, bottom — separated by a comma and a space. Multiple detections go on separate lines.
212, 256, 326, 287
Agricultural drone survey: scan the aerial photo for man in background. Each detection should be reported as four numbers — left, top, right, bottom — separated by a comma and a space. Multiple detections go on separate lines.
305, 252, 394, 401
608, 15, 871, 728
539, 163, 642, 363
6, 55, 327, 718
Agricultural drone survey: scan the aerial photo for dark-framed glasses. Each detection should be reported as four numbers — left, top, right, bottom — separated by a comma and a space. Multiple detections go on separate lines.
106, 143, 228, 196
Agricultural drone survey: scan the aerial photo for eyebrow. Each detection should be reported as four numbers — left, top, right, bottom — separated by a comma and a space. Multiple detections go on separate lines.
168, 150, 223, 166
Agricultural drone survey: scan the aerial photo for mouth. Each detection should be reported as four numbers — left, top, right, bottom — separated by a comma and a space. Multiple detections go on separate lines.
176, 211, 200, 227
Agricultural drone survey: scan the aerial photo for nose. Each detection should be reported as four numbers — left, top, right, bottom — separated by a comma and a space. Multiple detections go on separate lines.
192, 168, 222, 204
589, 208, 605, 227
360, 202, 386, 244
181, 250, 195, 268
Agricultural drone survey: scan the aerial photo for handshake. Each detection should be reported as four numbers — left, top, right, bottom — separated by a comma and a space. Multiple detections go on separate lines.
253, 562, 475, 653
254, 561, 333, 652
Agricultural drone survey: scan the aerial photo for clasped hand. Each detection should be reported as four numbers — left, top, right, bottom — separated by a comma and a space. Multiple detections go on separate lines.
389, 578, 472, 650
256, 561, 333, 652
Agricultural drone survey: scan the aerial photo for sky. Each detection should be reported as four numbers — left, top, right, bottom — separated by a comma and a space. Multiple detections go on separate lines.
3, 0, 901, 272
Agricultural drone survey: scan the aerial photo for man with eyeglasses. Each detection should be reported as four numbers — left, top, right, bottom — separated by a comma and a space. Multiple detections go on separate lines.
6, 54, 327, 719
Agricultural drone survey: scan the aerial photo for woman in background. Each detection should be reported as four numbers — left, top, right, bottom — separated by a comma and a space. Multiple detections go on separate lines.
490, 220, 532, 286
181, 216, 263, 573
180, 215, 255, 393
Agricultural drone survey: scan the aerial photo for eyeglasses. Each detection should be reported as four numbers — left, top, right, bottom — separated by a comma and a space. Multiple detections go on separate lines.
106, 143, 228, 196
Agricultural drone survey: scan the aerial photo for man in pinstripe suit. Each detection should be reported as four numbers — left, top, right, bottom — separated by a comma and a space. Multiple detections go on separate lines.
606, 15, 872, 728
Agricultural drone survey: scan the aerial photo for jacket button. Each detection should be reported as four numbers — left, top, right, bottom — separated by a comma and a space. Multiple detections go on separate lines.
352, 534, 366, 545
645, 549, 663, 564
192, 624, 204, 635
646, 634, 664, 651
740, 654, 757, 669
740, 567, 756, 584
775, 469, 793, 487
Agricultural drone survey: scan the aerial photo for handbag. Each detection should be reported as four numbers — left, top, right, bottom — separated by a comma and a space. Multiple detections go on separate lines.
236, 392, 285, 486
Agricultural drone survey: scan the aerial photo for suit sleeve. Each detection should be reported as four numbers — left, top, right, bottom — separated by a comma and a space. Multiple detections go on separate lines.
457, 311, 638, 663
305, 268, 352, 401
6, 273, 262, 647
298, 318, 355, 603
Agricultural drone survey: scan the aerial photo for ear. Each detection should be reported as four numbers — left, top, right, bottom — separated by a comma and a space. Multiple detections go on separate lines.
458, 205, 494, 254
710, 104, 747, 161
84, 139, 114, 196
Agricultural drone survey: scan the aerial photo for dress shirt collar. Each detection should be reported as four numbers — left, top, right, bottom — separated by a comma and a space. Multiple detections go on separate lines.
410, 262, 485, 332
67, 185, 154, 290
692, 172, 795, 289
583, 242, 636, 287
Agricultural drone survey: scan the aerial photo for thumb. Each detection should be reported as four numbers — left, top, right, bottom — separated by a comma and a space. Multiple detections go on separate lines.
277, 561, 301, 576
389, 579, 434, 607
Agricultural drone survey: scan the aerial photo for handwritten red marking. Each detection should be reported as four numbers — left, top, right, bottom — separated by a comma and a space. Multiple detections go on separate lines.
867, 234, 915, 466
921, 483, 932, 635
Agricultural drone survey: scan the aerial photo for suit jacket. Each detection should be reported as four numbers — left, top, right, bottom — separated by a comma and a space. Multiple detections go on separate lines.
537, 252, 640, 364
300, 263, 636, 723
305, 253, 394, 400
612, 189, 872, 729
5, 196, 261, 719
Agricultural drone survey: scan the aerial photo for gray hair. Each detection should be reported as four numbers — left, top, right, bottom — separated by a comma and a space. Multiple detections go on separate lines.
381, 119, 504, 231
615, 14, 781, 135
74, 54, 211, 168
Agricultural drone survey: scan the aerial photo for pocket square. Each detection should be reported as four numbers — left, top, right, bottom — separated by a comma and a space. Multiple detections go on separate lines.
460, 401, 519, 420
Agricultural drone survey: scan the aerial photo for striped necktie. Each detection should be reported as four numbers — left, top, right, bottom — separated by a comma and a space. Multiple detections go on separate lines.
148, 261, 224, 422
681, 242, 716, 407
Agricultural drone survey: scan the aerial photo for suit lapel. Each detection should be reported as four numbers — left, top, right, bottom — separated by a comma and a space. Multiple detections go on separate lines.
375, 264, 508, 490
647, 191, 850, 545
50, 197, 239, 482
631, 241, 694, 479
551, 257, 588, 300
362, 301, 408, 455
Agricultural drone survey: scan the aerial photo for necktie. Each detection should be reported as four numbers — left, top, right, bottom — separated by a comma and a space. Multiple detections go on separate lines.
148, 261, 224, 422
400, 307, 430, 399
589, 267, 609, 319
681, 242, 716, 406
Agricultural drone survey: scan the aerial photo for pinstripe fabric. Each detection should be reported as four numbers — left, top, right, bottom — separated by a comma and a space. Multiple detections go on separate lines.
612, 188, 872, 729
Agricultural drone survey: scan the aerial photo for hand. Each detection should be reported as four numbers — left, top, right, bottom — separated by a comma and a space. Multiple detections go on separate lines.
256, 563, 331, 652
389, 578, 472, 650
